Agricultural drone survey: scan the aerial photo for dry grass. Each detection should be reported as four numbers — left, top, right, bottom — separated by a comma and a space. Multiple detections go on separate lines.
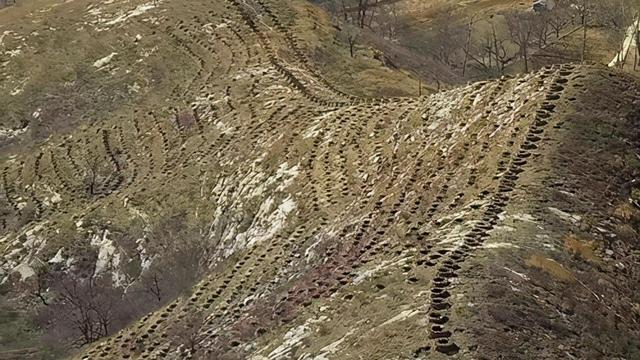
563, 234, 599, 262
525, 253, 576, 282
614, 202, 639, 222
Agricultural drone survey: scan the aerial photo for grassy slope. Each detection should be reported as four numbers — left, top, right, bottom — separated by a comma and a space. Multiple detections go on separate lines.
460, 68, 640, 359
0, 0, 193, 152
0, 0, 420, 357
0, 1, 639, 359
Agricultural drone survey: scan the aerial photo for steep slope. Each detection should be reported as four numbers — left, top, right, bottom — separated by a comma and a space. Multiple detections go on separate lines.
0, 0, 639, 359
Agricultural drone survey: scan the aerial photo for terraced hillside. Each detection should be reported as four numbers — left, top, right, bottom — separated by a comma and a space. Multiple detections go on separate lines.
1, 0, 640, 359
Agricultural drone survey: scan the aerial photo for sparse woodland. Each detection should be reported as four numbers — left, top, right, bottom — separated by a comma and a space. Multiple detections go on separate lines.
316, 0, 640, 83
28, 212, 214, 349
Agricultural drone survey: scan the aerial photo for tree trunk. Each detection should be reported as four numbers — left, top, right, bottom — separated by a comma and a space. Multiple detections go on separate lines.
348, 37, 355, 57
368, 5, 376, 28
581, 6, 588, 63
462, 17, 474, 76
341, 0, 348, 21
492, 24, 500, 73
358, 0, 369, 28
636, 25, 640, 70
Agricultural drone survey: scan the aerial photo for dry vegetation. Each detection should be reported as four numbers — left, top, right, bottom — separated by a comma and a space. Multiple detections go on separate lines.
0, 0, 639, 359
314, 0, 640, 86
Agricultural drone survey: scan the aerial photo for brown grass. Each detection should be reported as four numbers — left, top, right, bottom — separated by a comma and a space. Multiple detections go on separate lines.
525, 254, 576, 282
563, 234, 599, 262
613, 202, 638, 222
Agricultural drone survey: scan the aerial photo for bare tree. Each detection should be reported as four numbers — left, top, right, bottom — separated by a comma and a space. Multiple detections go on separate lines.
140, 271, 163, 302
462, 14, 479, 76
481, 22, 513, 75
82, 152, 117, 198
376, 3, 401, 40
37, 272, 124, 345
341, 24, 360, 58
340, 0, 348, 21
462, 27, 511, 76
138, 211, 215, 303
429, 7, 464, 67
547, 0, 575, 38
168, 310, 206, 357
534, 12, 552, 48
507, 11, 538, 72
573, 0, 596, 63
33, 263, 51, 306
357, 0, 371, 28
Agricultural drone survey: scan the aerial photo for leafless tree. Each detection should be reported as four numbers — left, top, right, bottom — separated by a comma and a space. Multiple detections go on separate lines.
428, 7, 465, 68
572, 0, 596, 62
469, 21, 513, 76
140, 271, 163, 302
168, 310, 206, 357
376, 3, 401, 39
137, 211, 215, 304
356, 0, 371, 28
507, 11, 538, 72
547, 0, 575, 38
462, 14, 479, 76
82, 152, 117, 198
341, 24, 360, 58
33, 263, 51, 306
29, 210, 214, 349
37, 272, 124, 345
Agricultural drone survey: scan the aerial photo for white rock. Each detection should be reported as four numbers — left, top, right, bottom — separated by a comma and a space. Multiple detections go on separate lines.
14, 262, 35, 281
49, 248, 65, 264
93, 52, 118, 68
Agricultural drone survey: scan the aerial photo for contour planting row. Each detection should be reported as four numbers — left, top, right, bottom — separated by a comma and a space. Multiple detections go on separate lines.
421, 64, 575, 356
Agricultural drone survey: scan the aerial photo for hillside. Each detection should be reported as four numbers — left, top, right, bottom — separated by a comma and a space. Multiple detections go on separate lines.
314, 0, 640, 88
1, 0, 640, 359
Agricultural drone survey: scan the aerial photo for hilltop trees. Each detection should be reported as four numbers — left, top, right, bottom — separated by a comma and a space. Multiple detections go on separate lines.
320, 0, 640, 81
506, 12, 538, 72
324, 0, 377, 29
322, 0, 402, 39
594, 0, 640, 68
547, 0, 574, 38
319, 0, 573, 78
461, 1, 640, 74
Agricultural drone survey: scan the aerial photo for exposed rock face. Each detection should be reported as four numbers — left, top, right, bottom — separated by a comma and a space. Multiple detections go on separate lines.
0, 0, 639, 359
